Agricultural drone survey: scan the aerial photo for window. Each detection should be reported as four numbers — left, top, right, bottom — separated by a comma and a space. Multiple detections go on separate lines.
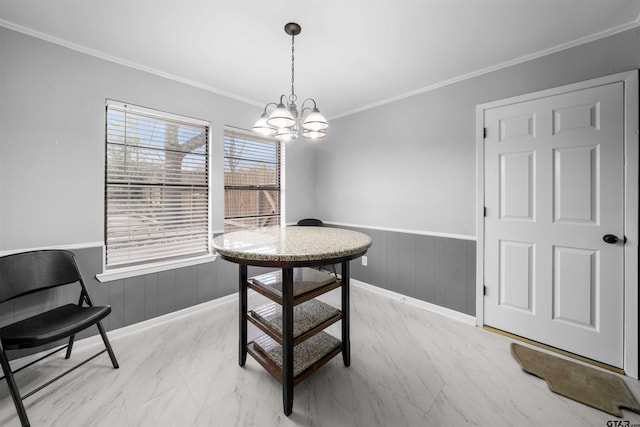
104, 100, 210, 271
223, 129, 282, 231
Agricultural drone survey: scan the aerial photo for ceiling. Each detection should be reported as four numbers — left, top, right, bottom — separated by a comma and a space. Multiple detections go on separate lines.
1, 1, 639, 119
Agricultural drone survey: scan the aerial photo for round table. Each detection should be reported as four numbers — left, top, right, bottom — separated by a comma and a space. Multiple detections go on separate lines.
212, 226, 371, 415
212, 225, 372, 266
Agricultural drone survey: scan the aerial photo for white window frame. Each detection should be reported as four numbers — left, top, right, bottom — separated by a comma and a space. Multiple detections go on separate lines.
97, 100, 215, 282
223, 127, 285, 231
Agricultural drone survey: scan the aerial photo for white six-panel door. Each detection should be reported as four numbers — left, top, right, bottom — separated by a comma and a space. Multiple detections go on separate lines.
483, 82, 624, 368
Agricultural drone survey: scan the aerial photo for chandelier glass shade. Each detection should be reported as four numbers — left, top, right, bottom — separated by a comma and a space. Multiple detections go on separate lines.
253, 22, 328, 142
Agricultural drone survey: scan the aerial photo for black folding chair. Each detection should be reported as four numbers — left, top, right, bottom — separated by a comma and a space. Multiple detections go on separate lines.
0, 250, 119, 427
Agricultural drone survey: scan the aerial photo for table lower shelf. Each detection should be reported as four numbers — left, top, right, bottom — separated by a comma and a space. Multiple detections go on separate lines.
247, 332, 342, 386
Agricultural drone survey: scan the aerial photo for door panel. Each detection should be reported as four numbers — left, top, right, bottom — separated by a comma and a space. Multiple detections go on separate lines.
484, 82, 624, 368
552, 102, 599, 135
553, 145, 598, 224
500, 114, 536, 141
499, 240, 534, 312
553, 246, 597, 328
500, 152, 535, 220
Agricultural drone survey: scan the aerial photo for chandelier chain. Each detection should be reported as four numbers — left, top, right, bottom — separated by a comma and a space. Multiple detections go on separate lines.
290, 33, 297, 104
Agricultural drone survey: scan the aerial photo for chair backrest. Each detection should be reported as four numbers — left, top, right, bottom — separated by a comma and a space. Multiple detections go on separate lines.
297, 218, 324, 227
0, 250, 81, 304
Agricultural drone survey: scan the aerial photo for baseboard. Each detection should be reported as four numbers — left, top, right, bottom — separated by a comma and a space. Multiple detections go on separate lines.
8, 280, 475, 370
8, 292, 238, 370
351, 279, 477, 326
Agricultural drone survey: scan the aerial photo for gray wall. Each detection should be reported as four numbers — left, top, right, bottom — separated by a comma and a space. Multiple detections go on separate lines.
0, 27, 317, 249
315, 27, 640, 316
0, 245, 274, 359
283, 140, 318, 222
0, 24, 639, 347
0, 27, 314, 356
316, 27, 640, 237
335, 226, 476, 316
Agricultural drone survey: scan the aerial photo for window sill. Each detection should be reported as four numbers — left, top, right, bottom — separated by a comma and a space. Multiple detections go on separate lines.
96, 253, 218, 283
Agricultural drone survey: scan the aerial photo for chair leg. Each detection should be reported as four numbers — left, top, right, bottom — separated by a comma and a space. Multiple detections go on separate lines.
0, 343, 30, 427
65, 335, 75, 359
96, 322, 119, 369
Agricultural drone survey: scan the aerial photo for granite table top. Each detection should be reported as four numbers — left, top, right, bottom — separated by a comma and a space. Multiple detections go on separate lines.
211, 226, 372, 266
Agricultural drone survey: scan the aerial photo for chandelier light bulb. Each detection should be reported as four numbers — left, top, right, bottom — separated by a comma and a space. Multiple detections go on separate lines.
276, 126, 299, 142
302, 129, 326, 139
252, 113, 277, 136
302, 108, 329, 132
267, 103, 296, 129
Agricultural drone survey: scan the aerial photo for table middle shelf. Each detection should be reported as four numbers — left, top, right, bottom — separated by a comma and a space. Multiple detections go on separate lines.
248, 299, 341, 346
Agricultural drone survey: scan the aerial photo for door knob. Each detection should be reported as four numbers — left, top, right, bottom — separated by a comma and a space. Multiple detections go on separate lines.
603, 234, 619, 244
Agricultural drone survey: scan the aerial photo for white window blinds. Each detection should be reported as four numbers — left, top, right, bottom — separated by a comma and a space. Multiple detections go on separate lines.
223, 129, 281, 231
105, 101, 210, 269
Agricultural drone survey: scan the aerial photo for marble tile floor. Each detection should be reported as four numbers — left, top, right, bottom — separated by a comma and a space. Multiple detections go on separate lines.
0, 284, 639, 427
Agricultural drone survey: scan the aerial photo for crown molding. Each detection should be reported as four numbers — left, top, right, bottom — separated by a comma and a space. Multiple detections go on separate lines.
2, 14, 639, 121
0, 19, 265, 109
329, 16, 640, 120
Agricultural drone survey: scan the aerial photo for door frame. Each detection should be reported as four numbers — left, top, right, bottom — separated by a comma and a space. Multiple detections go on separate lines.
475, 70, 639, 378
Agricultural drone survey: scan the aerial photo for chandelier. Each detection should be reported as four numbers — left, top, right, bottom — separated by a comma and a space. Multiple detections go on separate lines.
252, 22, 328, 142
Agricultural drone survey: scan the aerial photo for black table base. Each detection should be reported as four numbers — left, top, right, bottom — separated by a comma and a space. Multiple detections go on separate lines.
238, 261, 351, 415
